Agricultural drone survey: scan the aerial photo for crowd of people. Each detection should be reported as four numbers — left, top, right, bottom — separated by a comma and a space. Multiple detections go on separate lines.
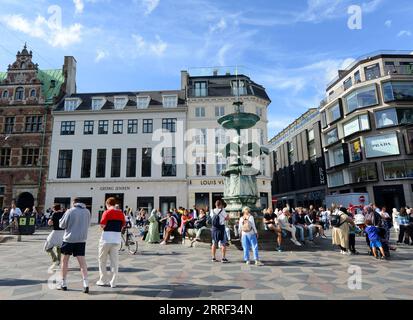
0, 203, 55, 231
1, 197, 412, 293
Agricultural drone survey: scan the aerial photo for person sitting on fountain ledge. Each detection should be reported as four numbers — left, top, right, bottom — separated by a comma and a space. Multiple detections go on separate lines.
277, 208, 302, 246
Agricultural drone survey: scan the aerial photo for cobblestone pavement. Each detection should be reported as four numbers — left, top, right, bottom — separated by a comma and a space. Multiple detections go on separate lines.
0, 225, 412, 300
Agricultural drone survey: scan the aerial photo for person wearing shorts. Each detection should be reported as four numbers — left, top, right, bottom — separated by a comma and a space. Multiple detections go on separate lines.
365, 219, 387, 260
58, 198, 91, 293
210, 200, 229, 263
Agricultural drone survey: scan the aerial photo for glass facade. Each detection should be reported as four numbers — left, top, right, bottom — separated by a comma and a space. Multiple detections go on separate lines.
345, 85, 378, 114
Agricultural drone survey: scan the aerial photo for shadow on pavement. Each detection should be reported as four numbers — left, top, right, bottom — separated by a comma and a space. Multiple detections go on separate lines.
260, 260, 338, 268
0, 279, 45, 287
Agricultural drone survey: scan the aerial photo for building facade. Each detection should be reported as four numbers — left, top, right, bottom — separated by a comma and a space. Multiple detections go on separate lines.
320, 51, 413, 209
269, 109, 327, 208
0, 45, 76, 212
45, 91, 188, 221
182, 68, 272, 210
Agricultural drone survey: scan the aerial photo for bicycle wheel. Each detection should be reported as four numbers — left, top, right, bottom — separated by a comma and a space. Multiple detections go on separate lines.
126, 232, 138, 255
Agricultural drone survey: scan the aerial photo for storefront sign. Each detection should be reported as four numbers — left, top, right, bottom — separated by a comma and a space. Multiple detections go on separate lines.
365, 133, 400, 158
99, 186, 131, 191
190, 180, 224, 186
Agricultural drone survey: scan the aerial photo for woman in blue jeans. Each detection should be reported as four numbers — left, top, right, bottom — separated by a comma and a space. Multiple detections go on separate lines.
239, 207, 264, 266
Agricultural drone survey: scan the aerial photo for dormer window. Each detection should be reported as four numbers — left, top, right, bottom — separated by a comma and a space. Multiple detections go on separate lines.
163, 95, 178, 108
137, 96, 150, 109
114, 97, 127, 110
15, 87, 24, 100
30, 89, 36, 97
194, 81, 207, 97
92, 98, 104, 110
232, 80, 247, 96
64, 98, 79, 111
2, 90, 9, 99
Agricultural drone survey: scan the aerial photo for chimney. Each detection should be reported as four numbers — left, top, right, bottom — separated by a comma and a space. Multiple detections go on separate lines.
338, 70, 346, 78
63, 56, 77, 95
213, 69, 218, 76
181, 70, 189, 91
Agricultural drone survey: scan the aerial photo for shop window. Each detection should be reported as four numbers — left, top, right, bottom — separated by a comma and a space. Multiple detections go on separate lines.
383, 160, 413, 180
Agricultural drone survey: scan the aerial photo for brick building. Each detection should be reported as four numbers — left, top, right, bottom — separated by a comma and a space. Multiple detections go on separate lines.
0, 45, 76, 212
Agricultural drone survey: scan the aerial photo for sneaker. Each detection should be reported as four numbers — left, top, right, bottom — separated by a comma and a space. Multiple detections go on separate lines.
245, 261, 250, 265
291, 239, 302, 246
160, 241, 166, 245
221, 258, 229, 264
83, 287, 89, 294
211, 258, 218, 262
181, 240, 185, 245
321, 234, 327, 239
96, 280, 108, 286
49, 262, 57, 271
110, 281, 116, 288
56, 283, 67, 291
255, 261, 264, 266
276, 247, 283, 252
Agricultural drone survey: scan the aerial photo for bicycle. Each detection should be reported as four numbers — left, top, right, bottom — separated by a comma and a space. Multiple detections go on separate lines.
120, 225, 138, 255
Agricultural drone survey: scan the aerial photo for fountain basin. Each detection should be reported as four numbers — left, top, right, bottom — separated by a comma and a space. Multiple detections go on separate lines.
218, 112, 260, 130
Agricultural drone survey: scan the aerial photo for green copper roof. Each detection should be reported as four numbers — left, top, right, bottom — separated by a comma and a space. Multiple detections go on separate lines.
37, 69, 64, 105
0, 69, 64, 105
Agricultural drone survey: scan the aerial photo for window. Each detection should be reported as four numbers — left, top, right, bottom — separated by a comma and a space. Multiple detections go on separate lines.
163, 95, 178, 108
325, 128, 339, 146
30, 89, 36, 97
0, 148, 11, 167
195, 107, 205, 118
64, 99, 78, 111
98, 120, 109, 135
60, 121, 75, 135
256, 107, 263, 117
162, 118, 177, 132
382, 82, 413, 102
344, 85, 378, 113
349, 139, 362, 162
143, 119, 153, 133
232, 80, 247, 96
348, 164, 378, 184
343, 114, 370, 137
343, 78, 352, 90
375, 107, 413, 128
83, 121, 94, 135
195, 157, 206, 176
288, 142, 294, 165
137, 96, 150, 109
57, 150, 72, 179
22, 148, 40, 166
142, 148, 152, 177
308, 129, 315, 142
216, 156, 226, 175
128, 120, 138, 134
215, 106, 225, 117
215, 129, 228, 145
195, 128, 207, 145
383, 160, 413, 180
126, 148, 137, 178
321, 111, 327, 129
92, 98, 104, 110
25, 116, 43, 133
162, 147, 176, 177
81, 150, 92, 178
2, 90, 9, 99
327, 103, 341, 123
308, 142, 317, 162
15, 87, 24, 100
113, 120, 123, 134
237, 105, 245, 113
354, 70, 361, 83
111, 149, 122, 178
328, 171, 345, 188
328, 145, 345, 167
4, 117, 15, 134
364, 63, 381, 80
194, 82, 207, 97
114, 97, 127, 110
96, 149, 107, 178
364, 133, 400, 159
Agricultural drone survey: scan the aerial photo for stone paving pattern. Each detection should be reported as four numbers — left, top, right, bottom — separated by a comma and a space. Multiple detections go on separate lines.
0, 226, 412, 300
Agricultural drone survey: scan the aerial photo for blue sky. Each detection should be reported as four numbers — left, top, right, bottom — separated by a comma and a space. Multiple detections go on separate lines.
0, 0, 412, 138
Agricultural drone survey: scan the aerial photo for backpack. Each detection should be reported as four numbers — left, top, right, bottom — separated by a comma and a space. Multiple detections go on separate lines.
212, 209, 223, 228
331, 213, 344, 228
242, 217, 252, 233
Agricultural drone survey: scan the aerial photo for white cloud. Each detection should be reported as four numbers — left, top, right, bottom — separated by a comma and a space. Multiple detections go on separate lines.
0, 14, 83, 48
384, 20, 392, 28
217, 44, 232, 66
209, 18, 227, 33
95, 49, 108, 62
141, 0, 160, 15
397, 30, 412, 37
73, 0, 84, 14
132, 34, 167, 56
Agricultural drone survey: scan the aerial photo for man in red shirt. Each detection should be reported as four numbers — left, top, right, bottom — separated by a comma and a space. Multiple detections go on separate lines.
97, 197, 126, 288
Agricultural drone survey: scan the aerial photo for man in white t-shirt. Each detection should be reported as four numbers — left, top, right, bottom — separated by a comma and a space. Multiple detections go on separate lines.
9, 203, 22, 224
210, 200, 229, 263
